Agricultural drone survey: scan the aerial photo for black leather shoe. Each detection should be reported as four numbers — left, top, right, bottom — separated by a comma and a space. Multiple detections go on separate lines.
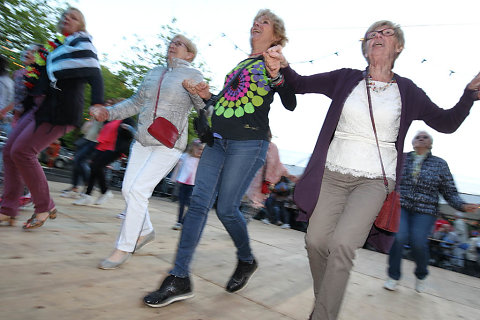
143, 275, 194, 308
226, 258, 258, 293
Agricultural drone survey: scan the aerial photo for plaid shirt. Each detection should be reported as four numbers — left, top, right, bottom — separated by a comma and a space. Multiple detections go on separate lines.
399, 151, 465, 216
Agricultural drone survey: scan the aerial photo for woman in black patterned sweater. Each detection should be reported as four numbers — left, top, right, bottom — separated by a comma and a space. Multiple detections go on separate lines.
384, 130, 478, 293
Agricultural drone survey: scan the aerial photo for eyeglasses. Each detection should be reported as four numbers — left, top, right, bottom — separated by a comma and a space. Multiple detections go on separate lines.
415, 135, 430, 140
171, 40, 187, 48
365, 28, 396, 40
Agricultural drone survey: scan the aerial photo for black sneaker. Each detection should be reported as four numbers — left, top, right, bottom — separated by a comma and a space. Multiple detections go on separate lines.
143, 275, 194, 308
225, 258, 258, 293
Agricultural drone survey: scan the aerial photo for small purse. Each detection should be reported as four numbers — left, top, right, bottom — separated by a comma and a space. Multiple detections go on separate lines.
365, 73, 401, 233
147, 70, 179, 149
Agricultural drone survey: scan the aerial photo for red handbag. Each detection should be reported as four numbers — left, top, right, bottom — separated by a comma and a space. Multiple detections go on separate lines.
147, 70, 179, 149
366, 73, 401, 233
148, 117, 179, 149
375, 191, 401, 233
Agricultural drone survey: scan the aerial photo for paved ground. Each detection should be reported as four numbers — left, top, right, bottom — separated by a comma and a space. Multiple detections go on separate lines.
1, 181, 480, 320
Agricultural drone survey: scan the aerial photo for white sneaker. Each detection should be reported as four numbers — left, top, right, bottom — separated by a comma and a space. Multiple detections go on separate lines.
60, 189, 80, 199
383, 278, 398, 291
95, 190, 114, 205
73, 194, 94, 206
280, 223, 291, 229
415, 278, 426, 293
261, 218, 271, 225
116, 212, 126, 219
172, 222, 182, 230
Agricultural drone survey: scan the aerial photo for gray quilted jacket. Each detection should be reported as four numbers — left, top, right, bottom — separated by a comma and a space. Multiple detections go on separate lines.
107, 58, 204, 151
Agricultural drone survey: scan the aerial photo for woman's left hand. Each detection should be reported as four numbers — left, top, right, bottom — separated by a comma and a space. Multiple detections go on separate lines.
467, 72, 480, 99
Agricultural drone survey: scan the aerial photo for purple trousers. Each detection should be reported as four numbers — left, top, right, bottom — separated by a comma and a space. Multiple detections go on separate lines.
1, 111, 73, 217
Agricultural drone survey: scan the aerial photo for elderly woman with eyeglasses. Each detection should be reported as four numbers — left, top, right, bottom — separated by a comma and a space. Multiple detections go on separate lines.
264, 20, 480, 320
90, 34, 204, 270
384, 130, 478, 293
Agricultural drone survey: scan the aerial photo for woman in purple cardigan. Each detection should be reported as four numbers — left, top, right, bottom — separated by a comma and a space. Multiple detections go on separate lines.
265, 20, 480, 320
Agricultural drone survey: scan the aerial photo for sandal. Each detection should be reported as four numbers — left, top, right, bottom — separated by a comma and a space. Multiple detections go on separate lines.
23, 208, 57, 230
0, 213, 15, 226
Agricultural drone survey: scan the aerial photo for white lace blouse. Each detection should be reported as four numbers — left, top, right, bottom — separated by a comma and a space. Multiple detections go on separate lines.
325, 79, 401, 181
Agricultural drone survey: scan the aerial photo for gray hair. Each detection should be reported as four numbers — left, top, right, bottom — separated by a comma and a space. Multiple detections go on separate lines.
412, 130, 433, 149
361, 20, 405, 66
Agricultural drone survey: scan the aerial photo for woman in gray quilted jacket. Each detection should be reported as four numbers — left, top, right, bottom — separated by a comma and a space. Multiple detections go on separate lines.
90, 34, 204, 269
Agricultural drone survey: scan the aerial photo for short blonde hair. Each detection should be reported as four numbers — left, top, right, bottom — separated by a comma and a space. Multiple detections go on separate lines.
254, 9, 288, 47
58, 7, 87, 33
361, 20, 404, 65
172, 34, 197, 61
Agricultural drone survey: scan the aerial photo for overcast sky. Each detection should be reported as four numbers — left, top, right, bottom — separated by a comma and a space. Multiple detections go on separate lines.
75, 0, 480, 193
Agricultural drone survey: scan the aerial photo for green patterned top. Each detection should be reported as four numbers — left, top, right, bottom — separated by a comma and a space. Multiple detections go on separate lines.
211, 58, 288, 140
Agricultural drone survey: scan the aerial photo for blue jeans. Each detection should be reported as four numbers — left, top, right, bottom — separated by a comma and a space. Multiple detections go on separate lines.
177, 183, 194, 223
170, 138, 269, 278
72, 140, 96, 188
387, 207, 437, 280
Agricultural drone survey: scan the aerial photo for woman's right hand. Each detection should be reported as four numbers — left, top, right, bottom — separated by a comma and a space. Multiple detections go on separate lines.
90, 105, 109, 122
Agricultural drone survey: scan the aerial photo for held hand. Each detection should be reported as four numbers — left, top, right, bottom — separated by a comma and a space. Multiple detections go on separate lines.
462, 203, 479, 213
467, 72, 480, 99
263, 51, 280, 78
182, 79, 198, 95
194, 81, 212, 100
89, 105, 109, 122
266, 45, 289, 68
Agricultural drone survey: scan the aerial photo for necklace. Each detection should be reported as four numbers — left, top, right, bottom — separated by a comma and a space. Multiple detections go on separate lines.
366, 75, 396, 93
249, 51, 263, 57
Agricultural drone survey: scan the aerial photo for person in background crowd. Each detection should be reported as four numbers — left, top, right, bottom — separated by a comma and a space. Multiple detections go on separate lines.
0, 7, 104, 228
90, 34, 205, 270
264, 20, 479, 319
61, 98, 121, 199
73, 117, 135, 206
143, 9, 296, 308
384, 131, 478, 293
45, 139, 61, 168
246, 135, 288, 209
0, 55, 14, 122
0, 44, 41, 127
171, 140, 204, 230
264, 175, 292, 229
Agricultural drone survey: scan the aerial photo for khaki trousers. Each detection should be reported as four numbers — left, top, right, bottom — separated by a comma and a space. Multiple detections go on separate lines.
307, 169, 394, 320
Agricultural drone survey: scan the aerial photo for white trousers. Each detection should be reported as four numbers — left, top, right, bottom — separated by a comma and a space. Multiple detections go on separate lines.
116, 141, 181, 252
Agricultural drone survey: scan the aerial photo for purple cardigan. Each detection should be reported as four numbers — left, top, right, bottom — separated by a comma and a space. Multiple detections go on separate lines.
282, 66, 476, 219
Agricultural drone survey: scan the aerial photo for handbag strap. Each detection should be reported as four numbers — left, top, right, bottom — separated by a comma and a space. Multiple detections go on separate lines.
365, 72, 389, 195
152, 69, 168, 122
204, 56, 263, 109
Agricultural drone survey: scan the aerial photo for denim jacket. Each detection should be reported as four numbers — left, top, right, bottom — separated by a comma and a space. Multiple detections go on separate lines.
107, 58, 204, 150
399, 151, 465, 216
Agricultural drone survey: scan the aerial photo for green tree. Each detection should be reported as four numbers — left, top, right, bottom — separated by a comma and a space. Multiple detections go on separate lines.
0, 0, 67, 70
